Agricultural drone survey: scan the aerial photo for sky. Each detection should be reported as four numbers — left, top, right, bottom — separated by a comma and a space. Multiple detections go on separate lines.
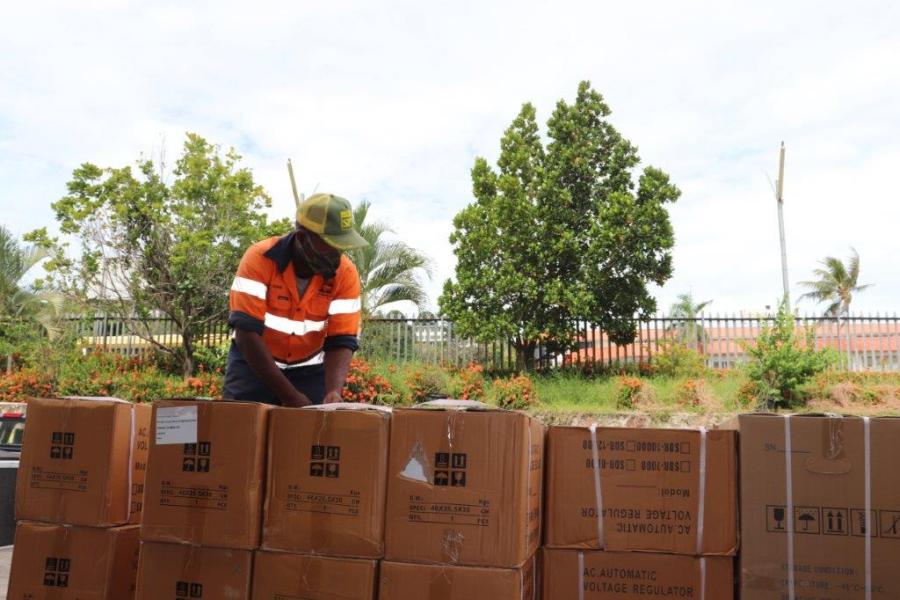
2, 0, 899, 316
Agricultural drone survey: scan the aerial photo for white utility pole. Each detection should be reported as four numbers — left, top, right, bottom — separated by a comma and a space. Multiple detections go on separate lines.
287, 159, 305, 210
775, 142, 790, 310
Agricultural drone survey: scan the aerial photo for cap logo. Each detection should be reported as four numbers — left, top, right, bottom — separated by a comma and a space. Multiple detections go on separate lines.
340, 210, 352, 230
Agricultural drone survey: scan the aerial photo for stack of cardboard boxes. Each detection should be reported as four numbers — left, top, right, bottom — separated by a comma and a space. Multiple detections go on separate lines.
542, 425, 738, 599
7, 397, 150, 598
135, 399, 269, 599
379, 400, 544, 599
255, 403, 390, 599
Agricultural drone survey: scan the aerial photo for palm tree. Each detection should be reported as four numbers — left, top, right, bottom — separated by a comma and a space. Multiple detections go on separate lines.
798, 247, 871, 369
347, 201, 433, 317
0, 226, 66, 371
668, 293, 713, 351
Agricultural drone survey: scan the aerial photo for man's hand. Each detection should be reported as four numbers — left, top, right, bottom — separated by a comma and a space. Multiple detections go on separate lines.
284, 391, 313, 408
323, 390, 343, 404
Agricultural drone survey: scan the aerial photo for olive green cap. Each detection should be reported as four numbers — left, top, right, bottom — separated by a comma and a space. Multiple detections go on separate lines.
296, 193, 369, 250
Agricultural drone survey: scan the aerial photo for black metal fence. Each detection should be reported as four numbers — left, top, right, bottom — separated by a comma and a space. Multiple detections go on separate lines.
57, 311, 900, 372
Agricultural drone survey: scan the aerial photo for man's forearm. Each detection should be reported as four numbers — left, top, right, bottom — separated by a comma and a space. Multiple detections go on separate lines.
324, 347, 353, 398
234, 329, 310, 406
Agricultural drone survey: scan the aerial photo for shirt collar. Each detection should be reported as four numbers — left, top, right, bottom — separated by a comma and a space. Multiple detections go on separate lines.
263, 231, 296, 274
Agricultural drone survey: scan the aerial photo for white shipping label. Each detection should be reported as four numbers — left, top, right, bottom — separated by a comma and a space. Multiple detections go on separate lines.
155, 406, 198, 445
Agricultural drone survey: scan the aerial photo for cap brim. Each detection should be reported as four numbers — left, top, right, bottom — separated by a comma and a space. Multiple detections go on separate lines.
321, 229, 369, 250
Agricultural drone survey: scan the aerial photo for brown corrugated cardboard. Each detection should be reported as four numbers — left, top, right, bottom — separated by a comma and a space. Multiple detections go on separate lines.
384, 400, 544, 568
740, 414, 900, 599
252, 550, 378, 600
15, 396, 151, 527
135, 541, 253, 600
7, 521, 140, 599
380, 555, 538, 600
141, 399, 270, 549
262, 403, 390, 558
543, 548, 733, 599
545, 425, 738, 555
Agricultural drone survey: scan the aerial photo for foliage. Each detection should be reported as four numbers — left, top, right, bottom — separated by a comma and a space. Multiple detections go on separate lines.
191, 341, 230, 374
652, 342, 707, 378
668, 293, 712, 350
489, 374, 537, 410
440, 81, 679, 370
0, 226, 67, 367
674, 378, 710, 408
448, 363, 486, 400
742, 302, 836, 408
798, 248, 871, 317
28, 133, 290, 375
614, 376, 646, 410
403, 363, 451, 403
341, 357, 395, 404
347, 201, 432, 316
0, 368, 55, 402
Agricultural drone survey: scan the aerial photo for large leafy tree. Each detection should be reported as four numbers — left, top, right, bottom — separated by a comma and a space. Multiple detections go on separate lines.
798, 247, 871, 368
347, 200, 432, 316
29, 133, 289, 375
0, 226, 65, 370
440, 82, 679, 369
668, 293, 713, 351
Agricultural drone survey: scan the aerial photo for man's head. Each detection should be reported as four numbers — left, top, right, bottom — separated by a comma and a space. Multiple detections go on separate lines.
293, 193, 368, 278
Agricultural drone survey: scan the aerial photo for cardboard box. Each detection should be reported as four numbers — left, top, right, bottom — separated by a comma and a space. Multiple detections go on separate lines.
739, 414, 900, 599
135, 541, 253, 600
263, 404, 390, 558
140, 399, 270, 549
380, 556, 538, 600
7, 521, 140, 599
542, 548, 733, 599
15, 396, 151, 527
384, 400, 544, 568
252, 550, 378, 600
545, 425, 738, 555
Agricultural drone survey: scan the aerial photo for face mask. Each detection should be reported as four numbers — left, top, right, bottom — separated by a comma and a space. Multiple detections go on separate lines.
298, 232, 341, 279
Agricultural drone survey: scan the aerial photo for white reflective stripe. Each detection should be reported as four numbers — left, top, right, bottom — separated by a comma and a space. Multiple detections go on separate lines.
264, 313, 326, 336
231, 276, 267, 299
274, 352, 324, 370
328, 297, 361, 315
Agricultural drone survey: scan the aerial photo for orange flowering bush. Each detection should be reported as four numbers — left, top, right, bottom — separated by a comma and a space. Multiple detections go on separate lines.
0, 369, 55, 401
615, 376, 644, 409
403, 364, 450, 403
342, 358, 394, 404
449, 363, 486, 400
489, 374, 537, 410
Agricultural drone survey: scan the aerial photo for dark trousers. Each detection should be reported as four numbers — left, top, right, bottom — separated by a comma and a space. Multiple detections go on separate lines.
222, 342, 325, 405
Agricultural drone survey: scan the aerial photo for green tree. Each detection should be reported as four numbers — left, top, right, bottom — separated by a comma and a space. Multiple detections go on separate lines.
0, 226, 66, 370
347, 200, 432, 316
798, 248, 871, 369
668, 293, 713, 351
439, 81, 679, 370
29, 133, 290, 375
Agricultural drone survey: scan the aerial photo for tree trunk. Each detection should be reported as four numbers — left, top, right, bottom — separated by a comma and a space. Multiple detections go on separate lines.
181, 328, 195, 377
514, 341, 537, 372
5, 354, 11, 374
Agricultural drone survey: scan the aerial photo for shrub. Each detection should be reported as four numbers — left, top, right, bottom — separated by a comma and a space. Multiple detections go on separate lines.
653, 342, 707, 378
342, 358, 394, 404
0, 369, 55, 402
192, 342, 230, 374
449, 363, 486, 400
404, 363, 450, 403
614, 376, 645, 410
675, 378, 712, 408
489, 374, 537, 410
743, 302, 836, 409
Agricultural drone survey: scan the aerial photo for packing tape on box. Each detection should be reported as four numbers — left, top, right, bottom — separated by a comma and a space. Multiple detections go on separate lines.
699, 556, 706, 600
783, 415, 796, 600
863, 416, 872, 600
577, 551, 585, 600
695, 427, 708, 555
127, 406, 135, 519
588, 425, 605, 548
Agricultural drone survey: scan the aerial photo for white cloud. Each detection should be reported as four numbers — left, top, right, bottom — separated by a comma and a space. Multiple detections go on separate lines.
2, 0, 899, 316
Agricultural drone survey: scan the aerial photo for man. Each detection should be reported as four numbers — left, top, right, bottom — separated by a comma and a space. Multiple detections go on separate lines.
223, 193, 368, 406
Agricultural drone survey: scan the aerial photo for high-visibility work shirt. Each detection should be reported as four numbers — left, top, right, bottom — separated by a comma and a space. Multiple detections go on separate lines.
228, 233, 361, 368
